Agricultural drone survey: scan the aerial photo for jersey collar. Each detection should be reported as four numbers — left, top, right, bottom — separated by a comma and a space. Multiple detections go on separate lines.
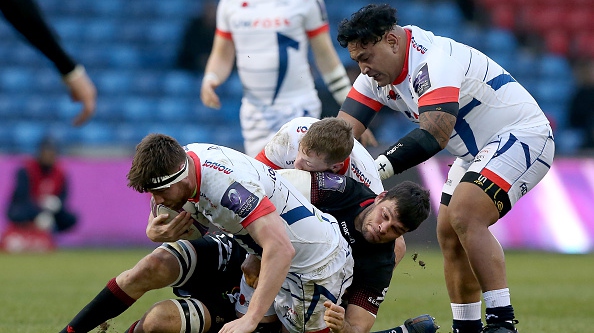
337, 156, 350, 175
187, 151, 201, 202
392, 28, 412, 85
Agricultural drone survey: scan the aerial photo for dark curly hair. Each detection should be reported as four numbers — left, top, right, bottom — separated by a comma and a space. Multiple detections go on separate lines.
337, 4, 398, 48
383, 181, 430, 232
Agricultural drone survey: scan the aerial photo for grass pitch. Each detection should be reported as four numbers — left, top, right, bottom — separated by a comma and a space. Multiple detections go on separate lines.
1, 247, 593, 333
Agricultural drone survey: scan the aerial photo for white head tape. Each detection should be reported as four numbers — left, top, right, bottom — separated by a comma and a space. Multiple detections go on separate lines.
147, 156, 189, 190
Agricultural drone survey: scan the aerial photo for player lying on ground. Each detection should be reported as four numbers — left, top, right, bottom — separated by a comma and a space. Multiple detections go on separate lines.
59, 134, 354, 333
237, 170, 437, 333
58, 172, 436, 333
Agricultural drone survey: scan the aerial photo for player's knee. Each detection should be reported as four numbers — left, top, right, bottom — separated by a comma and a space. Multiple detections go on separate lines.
122, 249, 180, 290
157, 240, 198, 287
140, 298, 211, 333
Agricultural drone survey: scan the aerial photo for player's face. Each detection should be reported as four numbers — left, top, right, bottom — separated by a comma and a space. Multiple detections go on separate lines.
294, 148, 332, 172
348, 32, 402, 87
150, 179, 192, 211
359, 194, 408, 243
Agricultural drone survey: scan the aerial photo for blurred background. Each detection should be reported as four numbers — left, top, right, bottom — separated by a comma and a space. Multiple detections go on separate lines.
0, 0, 592, 253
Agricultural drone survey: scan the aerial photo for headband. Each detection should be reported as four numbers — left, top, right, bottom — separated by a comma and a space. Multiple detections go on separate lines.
146, 156, 189, 190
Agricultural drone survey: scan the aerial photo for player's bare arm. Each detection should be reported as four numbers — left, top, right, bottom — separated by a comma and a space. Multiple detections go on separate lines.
418, 110, 457, 149
145, 211, 194, 242
338, 111, 367, 139
220, 212, 294, 333
201, 35, 236, 109
63, 67, 97, 126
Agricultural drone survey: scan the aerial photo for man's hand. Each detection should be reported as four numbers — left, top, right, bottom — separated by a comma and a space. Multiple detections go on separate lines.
324, 301, 346, 333
241, 254, 261, 288
375, 154, 394, 180
63, 67, 97, 126
146, 211, 194, 242
359, 129, 378, 147
200, 73, 222, 109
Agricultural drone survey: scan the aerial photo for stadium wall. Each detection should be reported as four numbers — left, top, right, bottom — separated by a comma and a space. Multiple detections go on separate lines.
0, 155, 592, 253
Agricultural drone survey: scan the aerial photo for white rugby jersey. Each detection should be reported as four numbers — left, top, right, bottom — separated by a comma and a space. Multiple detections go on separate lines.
343, 25, 550, 161
255, 117, 384, 194
184, 143, 343, 273
216, 0, 328, 106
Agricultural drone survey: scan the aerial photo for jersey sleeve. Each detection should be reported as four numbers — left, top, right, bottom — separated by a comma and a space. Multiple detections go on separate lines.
341, 74, 385, 127
304, 0, 329, 36
215, 0, 232, 38
344, 285, 385, 316
413, 50, 464, 109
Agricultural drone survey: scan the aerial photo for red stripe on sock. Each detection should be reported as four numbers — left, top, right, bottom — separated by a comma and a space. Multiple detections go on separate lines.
106, 277, 136, 306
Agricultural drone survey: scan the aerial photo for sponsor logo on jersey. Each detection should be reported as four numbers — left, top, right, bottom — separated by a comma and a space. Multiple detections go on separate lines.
387, 90, 400, 100
411, 36, 427, 54
413, 63, 431, 96
203, 160, 233, 174
350, 163, 372, 188
339, 220, 355, 244
317, 172, 347, 191
367, 296, 381, 307
296, 125, 309, 133
221, 182, 259, 218
232, 17, 291, 30
386, 142, 403, 155
520, 182, 528, 196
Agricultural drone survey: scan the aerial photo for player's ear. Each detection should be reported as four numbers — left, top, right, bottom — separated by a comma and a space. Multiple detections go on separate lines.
385, 31, 399, 52
375, 191, 388, 203
329, 162, 344, 173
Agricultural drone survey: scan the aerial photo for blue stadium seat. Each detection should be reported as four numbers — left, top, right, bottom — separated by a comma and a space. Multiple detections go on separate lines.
398, 2, 432, 29
131, 71, 164, 95
94, 98, 125, 122
538, 55, 572, 79
175, 125, 215, 146
121, 97, 157, 122
13, 122, 49, 154
56, 96, 87, 122
156, 97, 194, 120
164, 71, 199, 96
427, 2, 464, 33
96, 70, 134, 94
0, 69, 34, 92
482, 28, 518, 56
0, 95, 27, 120
23, 95, 60, 120
77, 122, 116, 146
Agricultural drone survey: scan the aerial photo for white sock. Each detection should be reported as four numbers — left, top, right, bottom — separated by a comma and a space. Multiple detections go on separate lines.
483, 288, 511, 308
451, 301, 482, 320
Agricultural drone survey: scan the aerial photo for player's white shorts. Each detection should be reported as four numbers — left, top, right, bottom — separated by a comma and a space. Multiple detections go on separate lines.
441, 124, 555, 217
240, 98, 322, 157
235, 241, 354, 333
